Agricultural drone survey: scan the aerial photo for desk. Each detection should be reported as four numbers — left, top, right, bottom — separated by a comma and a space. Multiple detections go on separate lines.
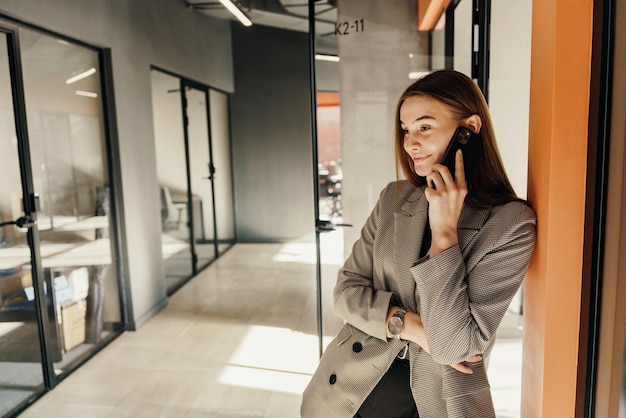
36, 215, 108, 232
0, 243, 76, 269
0, 237, 190, 270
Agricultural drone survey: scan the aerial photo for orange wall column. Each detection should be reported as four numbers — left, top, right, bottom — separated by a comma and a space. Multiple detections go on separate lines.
522, 0, 593, 418
522, 0, 594, 417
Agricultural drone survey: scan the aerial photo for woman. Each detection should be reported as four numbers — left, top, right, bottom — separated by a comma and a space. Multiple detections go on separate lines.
301, 70, 536, 417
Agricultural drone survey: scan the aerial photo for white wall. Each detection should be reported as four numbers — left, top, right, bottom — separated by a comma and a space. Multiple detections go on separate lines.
489, 0, 532, 199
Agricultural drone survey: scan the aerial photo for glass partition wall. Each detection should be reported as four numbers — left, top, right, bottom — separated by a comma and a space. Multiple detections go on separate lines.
151, 68, 235, 295
20, 25, 122, 366
0, 28, 45, 417
311, 1, 531, 417
0, 22, 123, 416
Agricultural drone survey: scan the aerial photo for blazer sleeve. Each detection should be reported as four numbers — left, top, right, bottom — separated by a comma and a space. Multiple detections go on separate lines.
411, 202, 536, 365
333, 183, 396, 341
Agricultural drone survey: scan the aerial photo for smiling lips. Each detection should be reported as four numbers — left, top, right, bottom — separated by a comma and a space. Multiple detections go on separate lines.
412, 154, 430, 164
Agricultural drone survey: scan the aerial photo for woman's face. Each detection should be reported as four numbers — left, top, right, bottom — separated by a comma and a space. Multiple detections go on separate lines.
400, 95, 460, 177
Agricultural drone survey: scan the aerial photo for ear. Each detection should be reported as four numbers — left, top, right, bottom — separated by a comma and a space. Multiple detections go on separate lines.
464, 114, 482, 134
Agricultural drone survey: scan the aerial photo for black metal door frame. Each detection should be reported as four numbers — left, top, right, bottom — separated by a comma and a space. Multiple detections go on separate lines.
1, 21, 55, 390
579, 0, 615, 415
180, 78, 220, 275
472, 0, 491, 102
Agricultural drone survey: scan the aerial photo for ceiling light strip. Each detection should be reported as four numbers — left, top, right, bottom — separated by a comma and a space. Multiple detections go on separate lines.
75, 90, 99, 98
66, 68, 96, 84
315, 54, 340, 62
218, 0, 252, 27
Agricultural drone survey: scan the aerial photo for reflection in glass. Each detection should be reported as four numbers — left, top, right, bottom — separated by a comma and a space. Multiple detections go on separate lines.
0, 32, 46, 415
19, 27, 120, 374
186, 86, 216, 269
151, 70, 194, 293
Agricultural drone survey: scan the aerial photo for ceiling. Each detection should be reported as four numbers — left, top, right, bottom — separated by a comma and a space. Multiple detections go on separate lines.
184, 0, 339, 54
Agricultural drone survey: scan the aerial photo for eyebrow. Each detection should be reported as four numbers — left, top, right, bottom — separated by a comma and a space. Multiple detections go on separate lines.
400, 115, 436, 126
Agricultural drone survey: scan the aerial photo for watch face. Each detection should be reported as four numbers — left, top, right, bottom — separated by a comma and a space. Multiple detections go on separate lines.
388, 316, 403, 335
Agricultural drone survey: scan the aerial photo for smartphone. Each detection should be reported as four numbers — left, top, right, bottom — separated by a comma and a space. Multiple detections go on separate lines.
440, 126, 483, 179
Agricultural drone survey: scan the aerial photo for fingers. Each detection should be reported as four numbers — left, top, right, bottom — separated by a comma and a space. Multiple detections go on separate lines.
449, 354, 483, 375
454, 150, 467, 187
425, 168, 451, 191
427, 150, 465, 190
466, 354, 483, 363
450, 362, 473, 374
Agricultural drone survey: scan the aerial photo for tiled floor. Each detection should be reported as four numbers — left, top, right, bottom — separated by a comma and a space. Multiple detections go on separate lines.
19, 240, 523, 418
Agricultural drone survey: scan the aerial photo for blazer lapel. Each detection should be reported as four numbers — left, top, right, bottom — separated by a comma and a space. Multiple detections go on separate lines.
457, 204, 493, 250
393, 187, 428, 312
395, 189, 493, 257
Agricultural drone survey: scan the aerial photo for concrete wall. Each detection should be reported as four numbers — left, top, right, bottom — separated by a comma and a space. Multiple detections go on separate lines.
337, 0, 430, 256
230, 24, 315, 242
0, 0, 233, 327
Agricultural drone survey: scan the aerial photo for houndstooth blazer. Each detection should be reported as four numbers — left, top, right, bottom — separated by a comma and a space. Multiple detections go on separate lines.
301, 180, 537, 417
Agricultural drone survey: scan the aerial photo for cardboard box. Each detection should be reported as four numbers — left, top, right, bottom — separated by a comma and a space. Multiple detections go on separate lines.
0, 269, 33, 300
61, 299, 87, 352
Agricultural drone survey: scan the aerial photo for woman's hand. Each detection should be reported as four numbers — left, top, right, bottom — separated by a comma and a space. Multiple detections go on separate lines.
399, 310, 481, 375
424, 150, 468, 257
449, 354, 483, 374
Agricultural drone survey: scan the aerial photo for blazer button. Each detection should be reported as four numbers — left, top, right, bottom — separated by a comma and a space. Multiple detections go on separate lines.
352, 342, 363, 353
329, 374, 337, 385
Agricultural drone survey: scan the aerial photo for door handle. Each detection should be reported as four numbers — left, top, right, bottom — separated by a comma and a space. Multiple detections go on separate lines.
0, 216, 35, 228
203, 163, 217, 181
315, 219, 353, 233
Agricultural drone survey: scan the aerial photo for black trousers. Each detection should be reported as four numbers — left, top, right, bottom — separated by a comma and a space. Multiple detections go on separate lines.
354, 357, 419, 418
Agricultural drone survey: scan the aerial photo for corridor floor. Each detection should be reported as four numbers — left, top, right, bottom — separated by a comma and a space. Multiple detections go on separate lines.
19, 242, 523, 418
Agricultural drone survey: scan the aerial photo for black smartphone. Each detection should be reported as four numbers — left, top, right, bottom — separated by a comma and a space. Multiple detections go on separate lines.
440, 126, 483, 179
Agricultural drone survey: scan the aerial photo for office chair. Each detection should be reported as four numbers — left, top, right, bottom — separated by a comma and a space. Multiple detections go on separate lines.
160, 186, 183, 232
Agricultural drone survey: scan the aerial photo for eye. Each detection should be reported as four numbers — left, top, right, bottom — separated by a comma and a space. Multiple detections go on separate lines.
400, 127, 408, 135
419, 125, 431, 132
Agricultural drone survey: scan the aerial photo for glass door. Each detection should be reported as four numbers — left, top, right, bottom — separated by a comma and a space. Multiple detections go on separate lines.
181, 82, 218, 270
19, 25, 123, 375
0, 28, 46, 417
2, 21, 124, 415
312, 0, 434, 354
151, 69, 232, 294
151, 69, 194, 293
311, 1, 531, 416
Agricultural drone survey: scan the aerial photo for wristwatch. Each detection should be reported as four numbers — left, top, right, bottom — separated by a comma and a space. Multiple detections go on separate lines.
387, 308, 407, 340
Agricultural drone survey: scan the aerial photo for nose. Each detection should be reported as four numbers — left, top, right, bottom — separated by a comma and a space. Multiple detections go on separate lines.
404, 130, 420, 148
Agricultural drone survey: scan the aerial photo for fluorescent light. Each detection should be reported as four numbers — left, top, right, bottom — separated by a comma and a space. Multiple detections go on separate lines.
218, 0, 252, 27
66, 68, 96, 84
409, 71, 429, 80
75, 90, 98, 98
315, 54, 340, 62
